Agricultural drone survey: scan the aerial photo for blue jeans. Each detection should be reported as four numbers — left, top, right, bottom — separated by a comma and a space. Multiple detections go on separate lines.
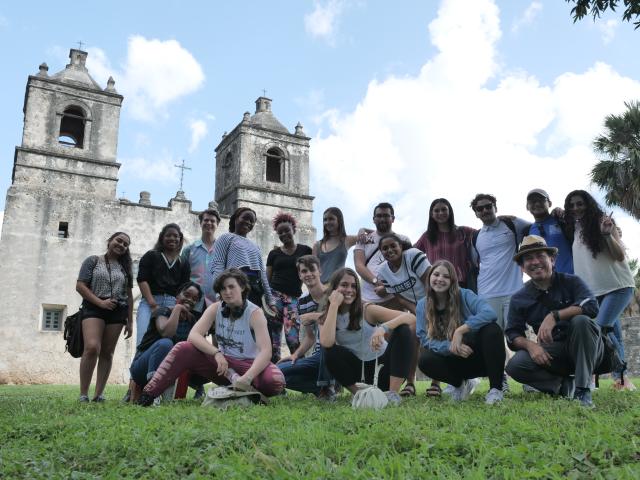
597, 287, 633, 378
278, 349, 334, 395
135, 294, 176, 347
130, 338, 174, 387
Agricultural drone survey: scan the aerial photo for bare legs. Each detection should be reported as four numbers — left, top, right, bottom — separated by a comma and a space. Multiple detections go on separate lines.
79, 317, 124, 399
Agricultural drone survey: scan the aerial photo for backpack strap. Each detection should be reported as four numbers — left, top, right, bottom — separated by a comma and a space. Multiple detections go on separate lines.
365, 247, 380, 266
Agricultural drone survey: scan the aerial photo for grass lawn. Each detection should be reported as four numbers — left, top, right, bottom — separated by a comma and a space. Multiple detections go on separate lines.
1, 381, 639, 479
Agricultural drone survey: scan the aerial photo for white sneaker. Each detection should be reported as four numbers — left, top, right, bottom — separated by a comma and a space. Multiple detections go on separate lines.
442, 384, 455, 396
385, 390, 402, 406
451, 378, 479, 401
485, 388, 504, 405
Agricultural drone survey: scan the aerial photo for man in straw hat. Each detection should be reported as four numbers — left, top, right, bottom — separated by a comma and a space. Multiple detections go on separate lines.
504, 235, 604, 407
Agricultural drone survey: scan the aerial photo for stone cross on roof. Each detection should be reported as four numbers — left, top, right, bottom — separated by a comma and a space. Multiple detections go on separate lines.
174, 159, 191, 192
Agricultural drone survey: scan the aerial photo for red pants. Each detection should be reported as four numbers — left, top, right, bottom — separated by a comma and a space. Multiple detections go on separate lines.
143, 341, 285, 398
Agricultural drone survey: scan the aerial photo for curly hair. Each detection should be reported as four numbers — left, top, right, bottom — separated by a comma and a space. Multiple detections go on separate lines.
426, 198, 457, 244
272, 212, 297, 232
470, 193, 497, 211
228, 207, 257, 233
563, 190, 604, 258
425, 260, 462, 341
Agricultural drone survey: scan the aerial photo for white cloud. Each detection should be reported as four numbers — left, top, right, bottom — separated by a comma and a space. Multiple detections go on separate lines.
188, 119, 208, 153
304, 0, 344, 44
598, 19, 618, 44
86, 36, 205, 121
511, 1, 542, 33
119, 153, 178, 184
310, 0, 640, 260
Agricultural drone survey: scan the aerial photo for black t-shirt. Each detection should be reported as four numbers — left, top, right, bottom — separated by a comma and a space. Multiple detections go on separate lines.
137, 250, 190, 297
135, 306, 199, 357
266, 244, 312, 297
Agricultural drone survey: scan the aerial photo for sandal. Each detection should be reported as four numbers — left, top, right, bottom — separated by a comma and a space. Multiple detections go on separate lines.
426, 383, 442, 397
399, 382, 416, 397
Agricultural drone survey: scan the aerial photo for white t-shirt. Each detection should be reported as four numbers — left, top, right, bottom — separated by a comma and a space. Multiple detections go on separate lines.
475, 218, 528, 299
572, 224, 635, 296
354, 231, 411, 303
378, 248, 430, 303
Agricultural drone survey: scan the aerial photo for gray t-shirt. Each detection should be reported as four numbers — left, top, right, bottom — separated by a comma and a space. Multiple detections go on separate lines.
335, 312, 387, 361
214, 301, 260, 360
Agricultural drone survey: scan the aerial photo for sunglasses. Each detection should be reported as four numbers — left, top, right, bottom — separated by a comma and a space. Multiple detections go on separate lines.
474, 204, 494, 212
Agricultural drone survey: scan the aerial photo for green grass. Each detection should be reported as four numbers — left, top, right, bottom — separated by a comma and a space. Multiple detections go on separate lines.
1, 381, 639, 479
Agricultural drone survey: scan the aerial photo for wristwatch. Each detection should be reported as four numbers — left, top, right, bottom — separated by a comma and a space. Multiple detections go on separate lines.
371, 277, 379, 285
381, 324, 390, 334
552, 310, 560, 322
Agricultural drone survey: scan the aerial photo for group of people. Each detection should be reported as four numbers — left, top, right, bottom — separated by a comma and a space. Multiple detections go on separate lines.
76, 187, 636, 408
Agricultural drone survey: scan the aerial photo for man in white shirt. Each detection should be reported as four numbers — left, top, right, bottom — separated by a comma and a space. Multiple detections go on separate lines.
354, 202, 411, 309
470, 193, 530, 329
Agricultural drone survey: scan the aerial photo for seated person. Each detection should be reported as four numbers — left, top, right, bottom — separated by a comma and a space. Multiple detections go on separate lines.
505, 235, 603, 407
319, 268, 416, 406
417, 260, 505, 404
129, 282, 206, 398
277, 255, 335, 399
138, 269, 285, 405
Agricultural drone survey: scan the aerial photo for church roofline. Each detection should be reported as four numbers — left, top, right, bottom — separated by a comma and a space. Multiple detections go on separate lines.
27, 75, 124, 100
214, 123, 310, 153
15, 146, 122, 167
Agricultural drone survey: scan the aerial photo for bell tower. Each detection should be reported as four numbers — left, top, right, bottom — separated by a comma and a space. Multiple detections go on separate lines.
214, 96, 315, 248
13, 48, 123, 198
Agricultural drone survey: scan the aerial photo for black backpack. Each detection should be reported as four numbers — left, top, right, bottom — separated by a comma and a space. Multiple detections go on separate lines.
471, 217, 520, 262
63, 309, 84, 358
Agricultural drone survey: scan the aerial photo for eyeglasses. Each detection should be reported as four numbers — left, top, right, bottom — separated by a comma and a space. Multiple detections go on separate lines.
474, 204, 494, 212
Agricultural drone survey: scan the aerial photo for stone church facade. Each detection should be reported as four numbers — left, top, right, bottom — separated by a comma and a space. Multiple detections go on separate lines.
0, 49, 315, 384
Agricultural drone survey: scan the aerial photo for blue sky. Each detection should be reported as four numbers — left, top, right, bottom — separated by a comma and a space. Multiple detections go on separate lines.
1, 0, 640, 259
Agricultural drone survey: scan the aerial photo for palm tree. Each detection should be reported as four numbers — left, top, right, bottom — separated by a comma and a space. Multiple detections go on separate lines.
590, 100, 640, 221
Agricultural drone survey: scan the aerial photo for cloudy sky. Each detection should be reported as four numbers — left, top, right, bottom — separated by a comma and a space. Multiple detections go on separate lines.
1, 0, 639, 261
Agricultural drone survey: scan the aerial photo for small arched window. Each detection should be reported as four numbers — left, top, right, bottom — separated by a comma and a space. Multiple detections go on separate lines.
58, 106, 86, 148
265, 147, 285, 183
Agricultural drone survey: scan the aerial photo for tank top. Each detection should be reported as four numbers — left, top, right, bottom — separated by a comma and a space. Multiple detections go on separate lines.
334, 312, 387, 361
316, 239, 348, 283
214, 301, 260, 360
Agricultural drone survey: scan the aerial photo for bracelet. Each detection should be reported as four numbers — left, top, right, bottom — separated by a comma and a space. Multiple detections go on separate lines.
552, 310, 560, 322
214, 350, 224, 357
381, 324, 390, 334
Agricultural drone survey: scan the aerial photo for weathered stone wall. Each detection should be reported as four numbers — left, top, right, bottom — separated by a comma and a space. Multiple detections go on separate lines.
0, 183, 314, 384
621, 316, 640, 376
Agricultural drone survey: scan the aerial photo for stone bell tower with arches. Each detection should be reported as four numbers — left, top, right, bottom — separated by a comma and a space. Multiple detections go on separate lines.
214, 96, 315, 250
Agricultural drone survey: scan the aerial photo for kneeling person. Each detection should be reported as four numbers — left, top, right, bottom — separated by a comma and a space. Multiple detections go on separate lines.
417, 260, 505, 404
277, 255, 335, 398
129, 282, 206, 395
505, 236, 603, 407
139, 269, 285, 405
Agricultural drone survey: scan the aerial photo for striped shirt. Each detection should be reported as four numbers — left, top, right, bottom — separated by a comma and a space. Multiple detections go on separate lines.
298, 293, 321, 353
414, 227, 475, 284
378, 248, 430, 303
209, 232, 273, 302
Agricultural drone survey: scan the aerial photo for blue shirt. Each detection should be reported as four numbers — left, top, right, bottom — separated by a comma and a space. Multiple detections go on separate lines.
505, 272, 598, 346
528, 216, 573, 274
181, 239, 216, 312
416, 288, 497, 355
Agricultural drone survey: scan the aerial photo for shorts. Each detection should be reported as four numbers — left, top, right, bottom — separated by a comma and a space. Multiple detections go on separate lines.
81, 300, 128, 325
